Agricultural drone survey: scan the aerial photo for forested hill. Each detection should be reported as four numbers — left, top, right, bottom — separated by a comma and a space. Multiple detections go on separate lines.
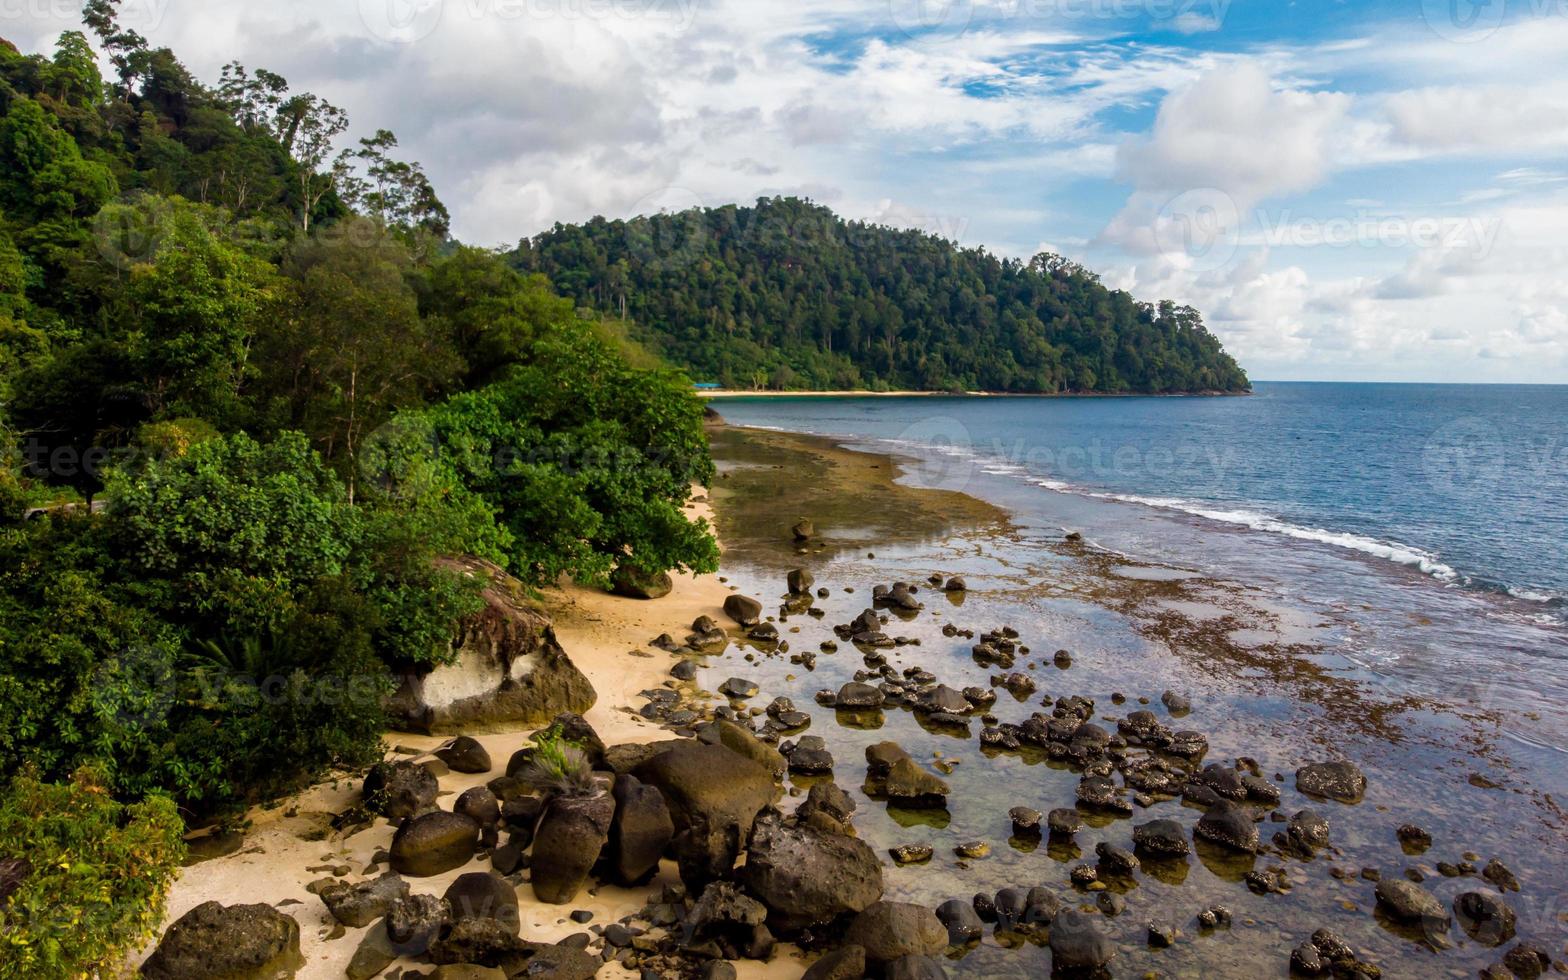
513, 197, 1250, 394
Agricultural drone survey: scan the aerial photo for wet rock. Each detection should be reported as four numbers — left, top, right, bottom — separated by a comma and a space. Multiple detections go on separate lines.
1048, 808, 1084, 836
1482, 858, 1519, 892
633, 741, 776, 887
844, 902, 948, 964
749, 622, 781, 643
1291, 939, 1326, 975
784, 735, 835, 775
798, 781, 857, 826
1095, 841, 1140, 876
1501, 942, 1552, 979
723, 595, 764, 627
698, 719, 787, 778
1160, 690, 1191, 715
1295, 761, 1367, 805
883, 758, 950, 808
787, 569, 816, 595
837, 682, 886, 709
917, 685, 971, 715
1049, 910, 1115, 970
1096, 892, 1126, 916
1195, 801, 1259, 853
802, 945, 867, 980
865, 741, 911, 776
1009, 806, 1042, 836
1396, 823, 1431, 852
1148, 922, 1177, 948
318, 872, 409, 928
792, 519, 815, 542
141, 902, 305, 980
1076, 775, 1132, 815
1375, 879, 1451, 932
936, 899, 983, 944
436, 736, 494, 774
719, 677, 759, 699
455, 787, 501, 841
944, 577, 967, 592
671, 660, 699, 681
390, 811, 481, 877
363, 761, 439, 819
1454, 891, 1516, 946
445, 872, 520, 932
741, 813, 884, 932
531, 793, 615, 904
608, 773, 674, 886
890, 844, 934, 865
1133, 819, 1191, 857
954, 841, 990, 860
1282, 809, 1331, 854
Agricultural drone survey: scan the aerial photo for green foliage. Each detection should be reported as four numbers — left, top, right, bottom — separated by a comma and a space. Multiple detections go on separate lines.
0, 768, 184, 980
517, 197, 1251, 394
418, 317, 718, 587
514, 724, 596, 798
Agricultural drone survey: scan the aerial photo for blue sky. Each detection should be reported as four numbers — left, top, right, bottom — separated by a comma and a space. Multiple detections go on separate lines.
7, 0, 1568, 382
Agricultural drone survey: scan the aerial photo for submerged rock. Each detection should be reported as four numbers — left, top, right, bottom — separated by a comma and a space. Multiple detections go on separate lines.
1048, 910, 1115, 970
1295, 761, 1367, 804
844, 902, 948, 964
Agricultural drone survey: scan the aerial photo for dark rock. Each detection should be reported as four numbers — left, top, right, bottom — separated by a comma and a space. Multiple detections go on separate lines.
798, 782, 857, 826
1009, 806, 1042, 836
436, 736, 494, 774
611, 566, 673, 600
718, 677, 759, 699
749, 622, 780, 643
1148, 922, 1177, 948
609, 773, 674, 886
1501, 942, 1552, 979
1048, 909, 1115, 970
1195, 801, 1259, 853
787, 569, 816, 595
837, 682, 886, 708
889, 844, 934, 866
445, 872, 520, 932
633, 741, 776, 887
1285, 809, 1331, 852
802, 945, 867, 980
723, 595, 764, 627
741, 813, 884, 932
318, 872, 409, 928
1454, 891, 1516, 946
843, 902, 948, 964
140, 902, 305, 980
1160, 690, 1191, 715
792, 519, 815, 542
935, 898, 983, 944
1095, 841, 1141, 875
1482, 858, 1519, 892
531, 793, 615, 904
345, 924, 397, 980
1374, 879, 1451, 932
1133, 819, 1191, 857
455, 787, 502, 833
687, 880, 767, 937
698, 719, 787, 778
390, 811, 481, 877
363, 761, 439, 819
386, 893, 448, 956
671, 660, 699, 681
944, 577, 967, 592
1396, 823, 1432, 852
1295, 761, 1367, 805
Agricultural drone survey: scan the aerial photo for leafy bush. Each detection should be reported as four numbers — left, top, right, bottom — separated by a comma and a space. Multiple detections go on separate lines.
0, 768, 184, 980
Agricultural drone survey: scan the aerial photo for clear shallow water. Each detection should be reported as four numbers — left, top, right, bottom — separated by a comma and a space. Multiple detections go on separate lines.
712, 385, 1568, 757
698, 425, 1568, 979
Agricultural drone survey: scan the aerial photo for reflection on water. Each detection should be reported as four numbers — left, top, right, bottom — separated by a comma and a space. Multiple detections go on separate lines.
698, 426, 1568, 979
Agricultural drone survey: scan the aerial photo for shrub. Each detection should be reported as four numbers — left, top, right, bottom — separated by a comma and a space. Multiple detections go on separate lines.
0, 768, 184, 980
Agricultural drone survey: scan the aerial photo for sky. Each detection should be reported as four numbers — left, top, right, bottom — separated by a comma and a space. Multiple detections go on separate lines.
5, 0, 1568, 383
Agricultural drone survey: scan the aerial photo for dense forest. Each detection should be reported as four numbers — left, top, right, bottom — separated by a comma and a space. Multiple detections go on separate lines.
0, 9, 716, 974
514, 197, 1250, 393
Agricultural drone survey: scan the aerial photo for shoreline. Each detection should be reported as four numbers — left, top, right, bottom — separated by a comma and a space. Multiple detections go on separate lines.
700, 389, 1251, 399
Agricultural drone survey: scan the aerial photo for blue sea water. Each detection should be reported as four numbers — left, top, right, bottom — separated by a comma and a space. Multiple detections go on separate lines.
713, 382, 1568, 748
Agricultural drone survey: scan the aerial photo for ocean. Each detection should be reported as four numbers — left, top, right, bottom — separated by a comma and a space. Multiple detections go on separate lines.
712, 383, 1568, 754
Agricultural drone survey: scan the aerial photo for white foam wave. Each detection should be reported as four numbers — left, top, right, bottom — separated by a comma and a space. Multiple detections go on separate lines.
1026, 478, 1462, 583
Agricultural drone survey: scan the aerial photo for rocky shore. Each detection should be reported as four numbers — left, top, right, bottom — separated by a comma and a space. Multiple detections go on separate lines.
137, 434, 1568, 980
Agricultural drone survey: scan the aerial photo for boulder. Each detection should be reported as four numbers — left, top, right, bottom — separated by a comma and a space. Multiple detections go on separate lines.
843, 902, 947, 964
390, 811, 481, 877
698, 720, 786, 777
387, 559, 595, 734
436, 736, 494, 774
318, 872, 409, 928
802, 946, 866, 980
1048, 910, 1115, 970
1195, 801, 1258, 853
141, 902, 304, 980
363, 761, 438, 819
740, 813, 884, 932
836, 682, 885, 709
1133, 819, 1191, 857
1375, 879, 1451, 932
798, 782, 857, 826
723, 595, 764, 627
787, 569, 816, 595
345, 924, 397, 980
608, 773, 674, 886
1285, 809, 1331, 851
445, 872, 520, 932
935, 899, 983, 944
1455, 891, 1516, 946
530, 793, 615, 904
1295, 761, 1367, 805
883, 758, 949, 808
386, 893, 449, 956
633, 741, 776, 887
611, 565, 673, 600
455, 787, 501, 834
